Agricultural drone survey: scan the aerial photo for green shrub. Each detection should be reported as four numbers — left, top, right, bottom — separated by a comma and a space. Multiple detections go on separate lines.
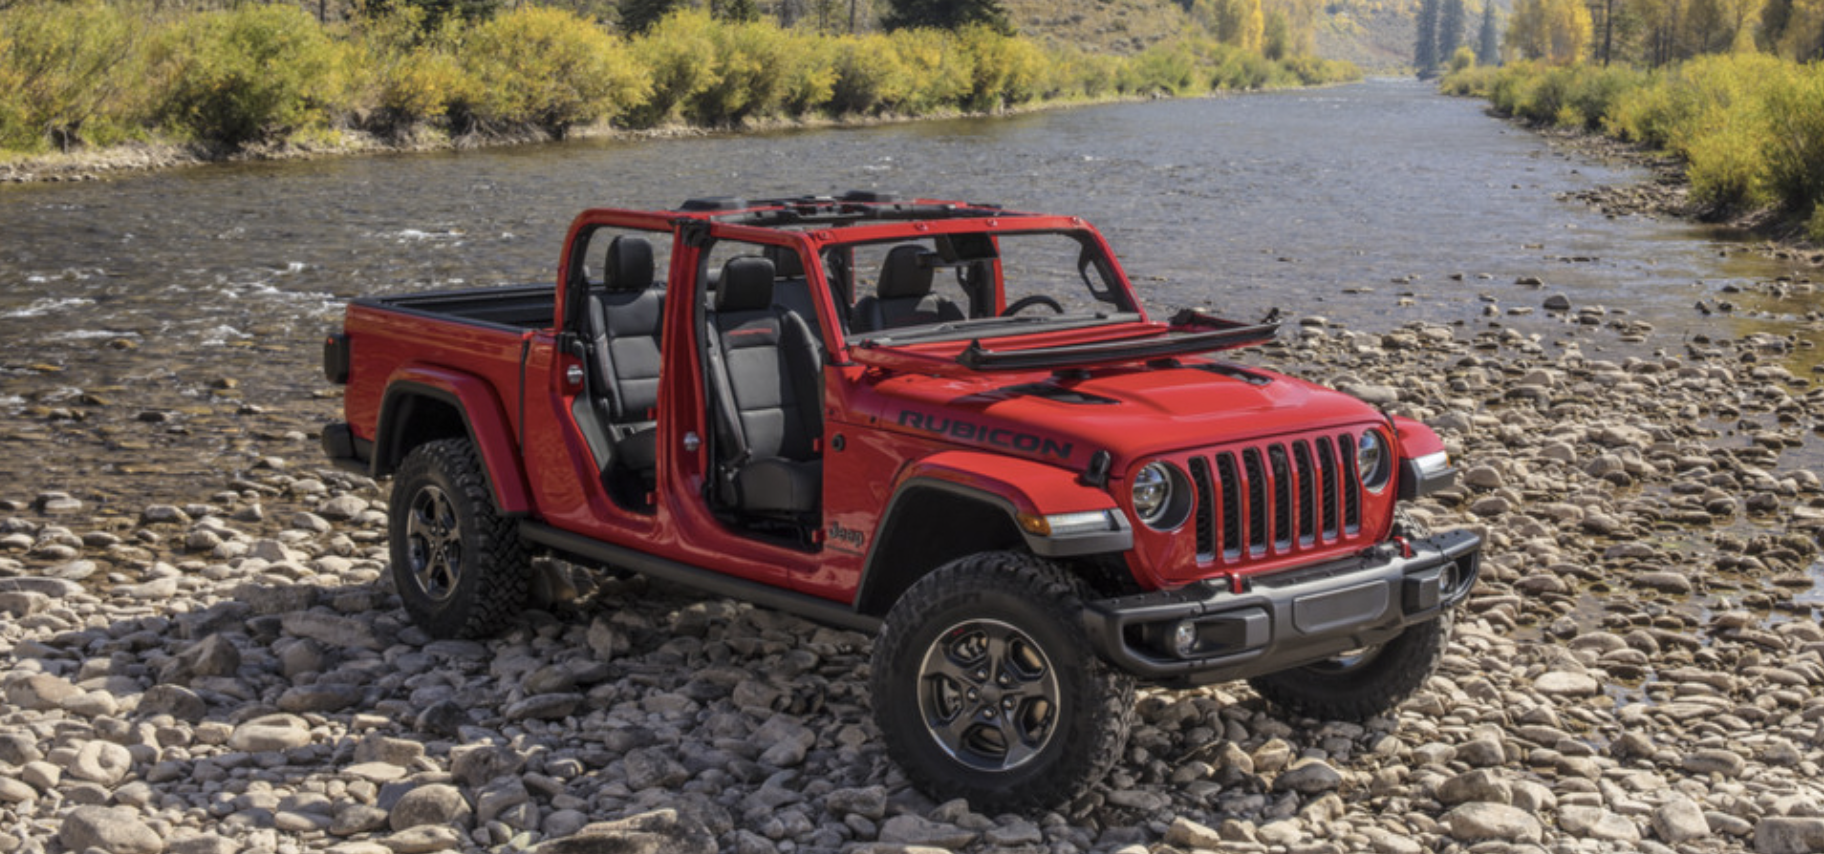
1122, 42, 1201, 95
1808, 207, 1824, 244
627, 10, 720, 126
458, 6, 649, 136
156, 4, 351, 147
890, 28, 972, 113
0, 1, 143, 152
829, 33, 915, 115
352, 7, 474, 128
1758, 63, 1824, 215
777, 28, 838, 116
688, 19, 794, 124
956, 25, 1042, 111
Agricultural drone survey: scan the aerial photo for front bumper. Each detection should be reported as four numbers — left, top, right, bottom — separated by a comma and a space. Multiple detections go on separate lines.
1082, 528, 1481, 686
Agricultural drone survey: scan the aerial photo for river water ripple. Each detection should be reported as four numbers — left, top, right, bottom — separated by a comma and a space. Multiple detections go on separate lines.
0, 77, 1814, 514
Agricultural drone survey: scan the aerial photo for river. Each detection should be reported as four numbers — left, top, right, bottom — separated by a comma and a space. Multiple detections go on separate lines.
0, 77, 1815, 516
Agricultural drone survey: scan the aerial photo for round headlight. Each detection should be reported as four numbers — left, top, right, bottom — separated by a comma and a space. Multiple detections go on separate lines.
1358, 430, 1391, 492
1132, 463, 1172, 525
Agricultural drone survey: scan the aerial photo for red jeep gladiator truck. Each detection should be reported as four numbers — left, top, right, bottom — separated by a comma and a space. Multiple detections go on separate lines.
321, 192, 1481, 809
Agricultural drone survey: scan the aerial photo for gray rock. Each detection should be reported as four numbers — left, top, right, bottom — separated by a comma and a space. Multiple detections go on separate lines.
414, 699, 470, 737
540, 809, 715, 854
69, 740, 133, 786
1756, 817, 1824, 854
1560, 805, 1641, 842
329, 803, 390, 836
824, 786, 888, 821
1164, 817, 1223, 849
1534, 671, 1600, 696
138, 685, 208, 722
451, 743, 526, 788
0, 776, 35, 803
389, 783, 471, 831
1653, 796, 1710, 843
1444, 802, 1543, 843
281, 611, 383, 650
378, 826, 463, 854
228, 716, 312, 752
504, 692, 582, 721
0, 732, 43, 766
623, 747, 689, 791
60, 806, 165, 854
277, 683, 365, 713
879, 814, 979, 849
1438, 768, 1511, 805
1273, 758, 1343, 794
163, 634, 242, 682
6, 673, 79, 710
1683, 748, 1747, 776
475, 776, 530, 825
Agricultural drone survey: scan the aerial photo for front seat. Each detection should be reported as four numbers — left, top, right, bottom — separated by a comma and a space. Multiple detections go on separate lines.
850, 245, 965, 332
703, 256, 823, 517
586, 235, 663, 481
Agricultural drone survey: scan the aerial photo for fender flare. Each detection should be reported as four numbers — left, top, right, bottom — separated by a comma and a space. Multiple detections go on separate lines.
375, 366, 533, 515
853, 451, 1132, 614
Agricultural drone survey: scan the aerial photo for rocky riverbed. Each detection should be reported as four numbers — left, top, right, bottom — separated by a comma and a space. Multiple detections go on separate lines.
5, 302, 1824, 854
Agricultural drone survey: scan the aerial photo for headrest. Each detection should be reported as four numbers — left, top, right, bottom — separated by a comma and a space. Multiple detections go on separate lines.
877, 245, 934, 300
764, 244, 805, 279
716, 256, 776, 313
605, 235, 654, 292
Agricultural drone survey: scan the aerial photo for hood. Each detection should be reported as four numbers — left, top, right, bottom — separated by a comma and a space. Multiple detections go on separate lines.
851, 359, 1386, 473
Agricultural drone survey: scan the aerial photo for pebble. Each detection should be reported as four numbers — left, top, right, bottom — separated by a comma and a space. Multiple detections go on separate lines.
1, 307, 1821, 854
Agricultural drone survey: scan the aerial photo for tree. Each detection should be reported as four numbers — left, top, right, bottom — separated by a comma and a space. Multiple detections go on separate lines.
1506, 0, 1592, 62
1477, 0, 1501, 62
882, 0, 1013, 32
1439, 0, 1468, 61
712, 0, 760, 19
619, 0, 686, 32
1415, 0, 1441, 72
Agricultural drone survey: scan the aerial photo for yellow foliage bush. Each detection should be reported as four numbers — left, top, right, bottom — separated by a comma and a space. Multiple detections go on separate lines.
628, 10, 721, 127
459, 6, 649, 136
154, 4, 355, 147
0, 1, 145, 152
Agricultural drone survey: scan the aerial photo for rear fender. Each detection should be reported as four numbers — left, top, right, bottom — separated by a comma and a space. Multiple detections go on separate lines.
375, 366, 533, 515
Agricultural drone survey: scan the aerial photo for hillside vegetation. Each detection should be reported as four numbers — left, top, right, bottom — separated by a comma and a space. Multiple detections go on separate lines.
0, 0, 1359, 163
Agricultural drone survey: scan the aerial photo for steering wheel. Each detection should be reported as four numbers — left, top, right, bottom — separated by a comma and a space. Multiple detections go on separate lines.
1002, 295, 1064, 317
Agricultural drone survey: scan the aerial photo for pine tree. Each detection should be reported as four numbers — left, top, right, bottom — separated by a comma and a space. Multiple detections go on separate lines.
1439, 0, 1468, 60
1477, 0, 1501, 63
713, 0, 760, 20
619, 0, 685, 33
1415, 0, 1442, 73
883, 0, 1015, 32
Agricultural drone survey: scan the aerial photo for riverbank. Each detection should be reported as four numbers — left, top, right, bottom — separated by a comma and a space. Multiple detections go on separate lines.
3, 301, 1823, 852
0, 96, 1114, 185
1440, 56, 1824, 261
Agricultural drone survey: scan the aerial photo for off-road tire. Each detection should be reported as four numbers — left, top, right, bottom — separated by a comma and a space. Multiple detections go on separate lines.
1247, 614, 1450, 721
389, 438, 530, 639
870, 552, 1135, 812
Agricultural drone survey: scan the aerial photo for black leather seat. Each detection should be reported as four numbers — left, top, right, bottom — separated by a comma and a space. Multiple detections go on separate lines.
586, 235, 663, 479
705, 256, 823, 517
850, 244, 965, 332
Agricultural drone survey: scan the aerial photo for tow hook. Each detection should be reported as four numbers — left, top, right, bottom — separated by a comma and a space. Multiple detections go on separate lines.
1394, 536, 1414, 559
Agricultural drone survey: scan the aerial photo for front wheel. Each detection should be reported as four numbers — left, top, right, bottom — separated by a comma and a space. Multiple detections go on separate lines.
1247, 615, 1450, 721
870, 552, 1135, 812
389, 438, 530, 639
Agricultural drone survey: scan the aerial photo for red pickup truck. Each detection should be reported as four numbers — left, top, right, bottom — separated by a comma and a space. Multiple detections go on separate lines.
322, 192, 1480, 809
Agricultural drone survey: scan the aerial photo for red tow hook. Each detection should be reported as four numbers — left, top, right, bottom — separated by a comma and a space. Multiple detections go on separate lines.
1227, 572, 1246, 595
1394, 536, 1414, 559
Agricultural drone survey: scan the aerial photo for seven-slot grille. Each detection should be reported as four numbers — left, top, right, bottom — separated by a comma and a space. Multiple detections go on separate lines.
1185, 430, 1370, 563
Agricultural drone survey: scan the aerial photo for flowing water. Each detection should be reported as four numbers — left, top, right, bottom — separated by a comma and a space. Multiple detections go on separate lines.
0, 76, 1816, 517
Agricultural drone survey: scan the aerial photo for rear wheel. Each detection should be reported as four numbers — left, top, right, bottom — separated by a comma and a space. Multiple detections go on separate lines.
389, 438, 529, 639
870, 552, 1134, 811
1247, 615, 1450, 721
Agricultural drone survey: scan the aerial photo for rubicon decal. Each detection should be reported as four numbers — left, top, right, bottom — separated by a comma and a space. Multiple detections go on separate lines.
897, 411, 1074, 460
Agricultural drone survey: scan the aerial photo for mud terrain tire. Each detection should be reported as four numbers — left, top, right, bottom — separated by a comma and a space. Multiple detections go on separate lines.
870, 552, 1135, 811
389, 438, 529, 639
1247, 614, 1450, 721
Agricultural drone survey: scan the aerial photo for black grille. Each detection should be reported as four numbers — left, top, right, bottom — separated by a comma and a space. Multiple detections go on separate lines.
1188, 430, 1369, 564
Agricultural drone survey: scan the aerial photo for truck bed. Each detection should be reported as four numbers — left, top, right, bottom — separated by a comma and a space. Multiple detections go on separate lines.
355, 284, 555, 330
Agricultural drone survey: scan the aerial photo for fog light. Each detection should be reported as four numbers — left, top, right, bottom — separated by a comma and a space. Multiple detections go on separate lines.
1172, 620, 1198, 658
